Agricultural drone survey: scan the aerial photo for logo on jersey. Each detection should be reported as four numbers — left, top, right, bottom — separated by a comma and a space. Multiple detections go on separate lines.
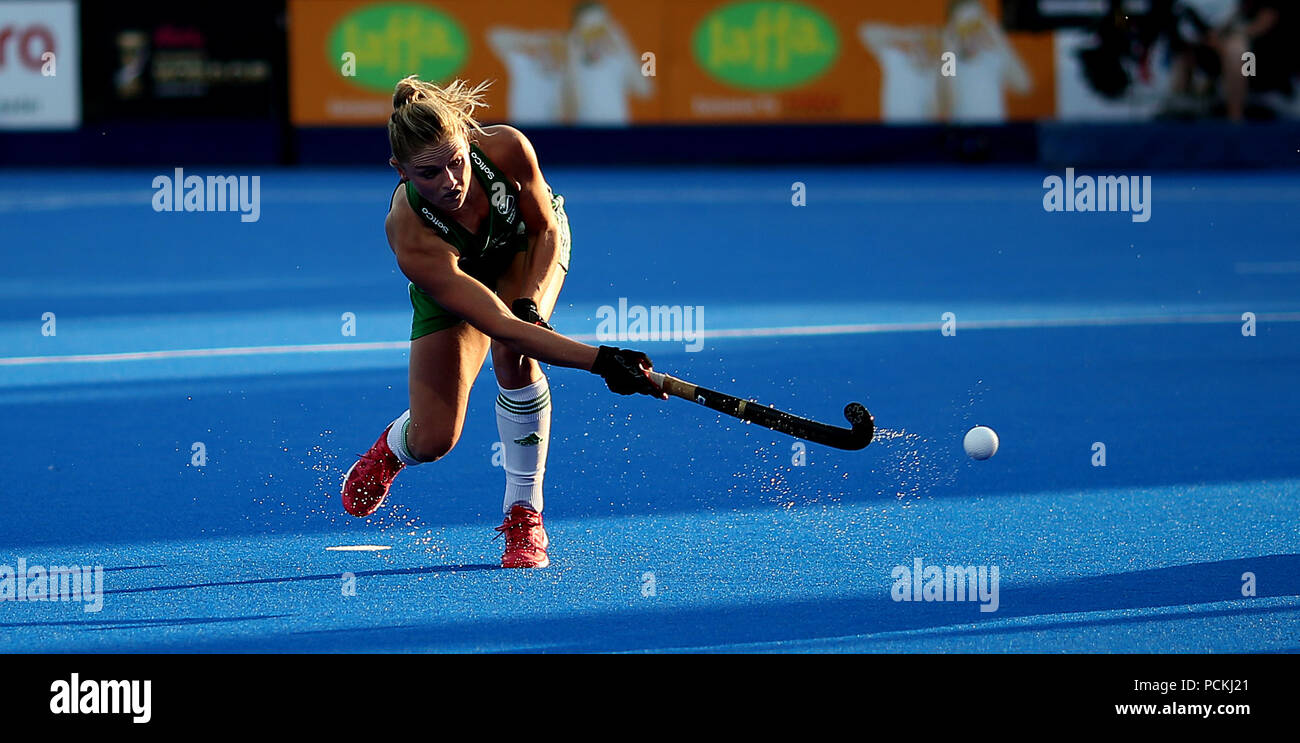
470, 149, 495, 179
420, 207, 450, 233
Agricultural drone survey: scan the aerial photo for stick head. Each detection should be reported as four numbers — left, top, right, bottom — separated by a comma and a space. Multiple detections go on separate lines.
843, 402, 875, 447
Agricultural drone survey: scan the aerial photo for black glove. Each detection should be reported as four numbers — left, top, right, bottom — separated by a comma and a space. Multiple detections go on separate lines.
511, 298, 554, 331
590, 345, 667, 399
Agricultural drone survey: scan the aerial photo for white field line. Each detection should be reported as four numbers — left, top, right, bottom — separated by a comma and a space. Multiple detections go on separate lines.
0, 340, 409, 366
3, 311, 1298, 367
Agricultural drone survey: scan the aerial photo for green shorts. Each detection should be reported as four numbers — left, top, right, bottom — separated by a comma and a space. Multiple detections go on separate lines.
410, 192, 571, 340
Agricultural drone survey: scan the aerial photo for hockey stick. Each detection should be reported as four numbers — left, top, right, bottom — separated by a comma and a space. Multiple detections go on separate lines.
644, 370, 874, 450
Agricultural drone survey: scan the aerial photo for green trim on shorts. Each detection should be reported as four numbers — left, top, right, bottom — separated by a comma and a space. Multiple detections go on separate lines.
408, 191, 572, 341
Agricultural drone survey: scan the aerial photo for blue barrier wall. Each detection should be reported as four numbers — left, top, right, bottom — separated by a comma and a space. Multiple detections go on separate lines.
5, 121, 1299, 169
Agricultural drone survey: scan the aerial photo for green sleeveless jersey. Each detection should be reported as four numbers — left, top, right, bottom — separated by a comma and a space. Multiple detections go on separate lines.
402, 143, 528, 286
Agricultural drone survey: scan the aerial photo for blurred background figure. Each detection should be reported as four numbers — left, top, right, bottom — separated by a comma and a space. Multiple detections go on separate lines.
1070, 0, 1297, 121
860, 0, 1030, 124
565, 2, 651, 126
487, 27, 570, 125
858, 23, 943, 122
1165, 0, 1294, 120
941, 0, 1032, 123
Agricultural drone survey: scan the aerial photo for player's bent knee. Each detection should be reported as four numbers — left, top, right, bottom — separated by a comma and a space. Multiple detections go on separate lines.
491, 338, 520, 361
406, 427, 458, 463
492, 341, 536, 380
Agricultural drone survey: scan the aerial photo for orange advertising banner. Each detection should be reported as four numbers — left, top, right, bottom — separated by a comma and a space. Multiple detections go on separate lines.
288, 0, 1055, 126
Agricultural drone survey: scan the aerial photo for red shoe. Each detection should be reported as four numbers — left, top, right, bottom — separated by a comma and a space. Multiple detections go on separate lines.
495, 503, 550, 568
341, 425, 405, 517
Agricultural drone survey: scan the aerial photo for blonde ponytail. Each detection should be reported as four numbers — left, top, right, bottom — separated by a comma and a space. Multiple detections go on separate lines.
388, 75, 492, 162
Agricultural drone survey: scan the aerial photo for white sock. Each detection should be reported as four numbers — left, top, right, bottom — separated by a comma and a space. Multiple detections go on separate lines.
386, 409, 420, 466
495, 376, 551, 514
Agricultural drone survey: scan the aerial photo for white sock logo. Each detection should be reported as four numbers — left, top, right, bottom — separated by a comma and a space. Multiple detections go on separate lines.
513, 432, 543, 446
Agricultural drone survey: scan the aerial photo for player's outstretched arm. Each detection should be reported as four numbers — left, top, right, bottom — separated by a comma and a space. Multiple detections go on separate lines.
393, 232, 589, 367
388, 212, 664, 398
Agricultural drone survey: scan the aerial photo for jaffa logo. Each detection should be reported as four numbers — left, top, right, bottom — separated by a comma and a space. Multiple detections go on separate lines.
328, 3, 468, 93
692, 1, 839, 91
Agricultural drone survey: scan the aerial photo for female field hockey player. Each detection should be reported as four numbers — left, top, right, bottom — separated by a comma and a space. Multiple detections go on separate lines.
341, 75, 665, 569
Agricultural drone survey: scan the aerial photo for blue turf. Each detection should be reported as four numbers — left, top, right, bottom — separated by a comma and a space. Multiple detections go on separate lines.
1, 166, 1298, 652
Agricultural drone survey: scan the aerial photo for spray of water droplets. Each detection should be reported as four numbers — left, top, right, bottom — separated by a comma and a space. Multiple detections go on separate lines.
865, 380, 990, 504
718, 422, 964, 512
244, 429, 448, 565
868, 427, 959, 504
